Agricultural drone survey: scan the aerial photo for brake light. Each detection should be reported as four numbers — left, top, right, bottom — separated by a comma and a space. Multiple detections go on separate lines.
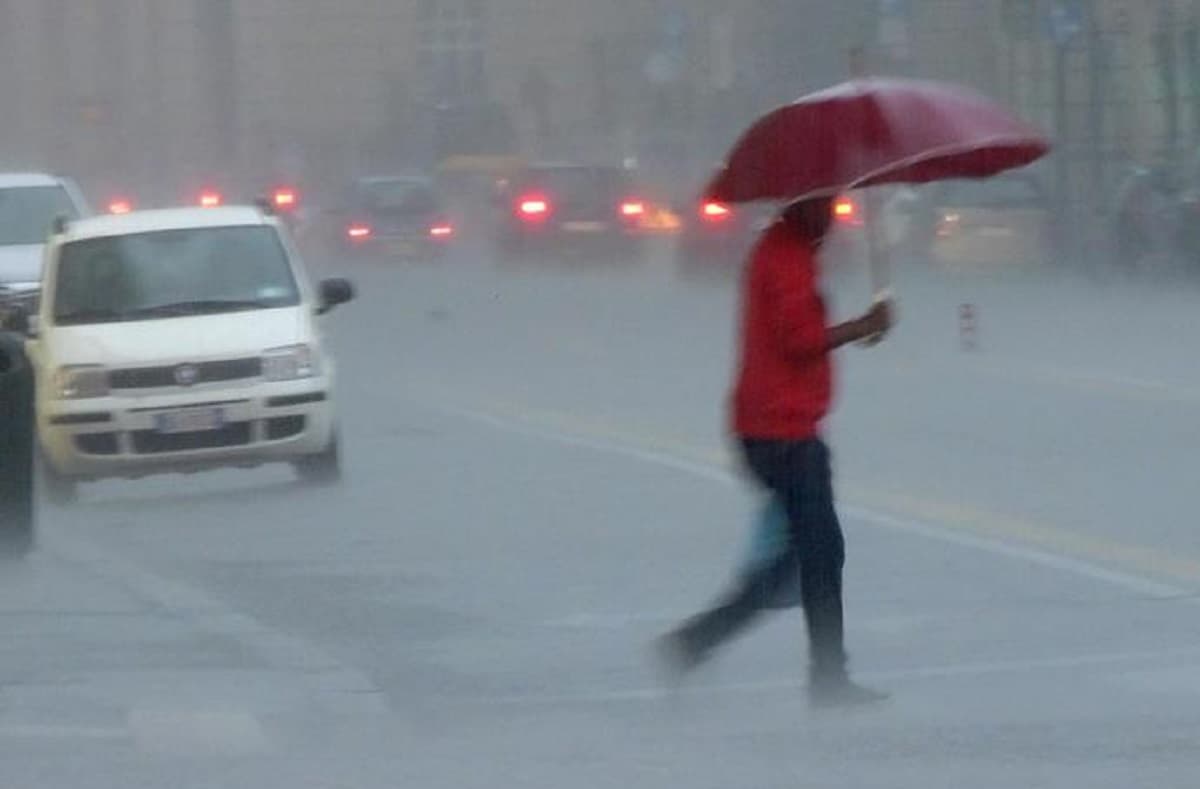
620, 201, 646, 218
429, 223, 454, 238
701, 201, 732, 221
347, 224, 372, 240
518, 197, 550, 218
272, 188, 298, 210
107, 198, 133, 215
199, 191, 222, 208
834, 197, 858, 223
937, 212, 961, 238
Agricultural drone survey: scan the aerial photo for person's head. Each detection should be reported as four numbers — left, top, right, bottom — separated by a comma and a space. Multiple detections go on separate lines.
781, 196, 834, 243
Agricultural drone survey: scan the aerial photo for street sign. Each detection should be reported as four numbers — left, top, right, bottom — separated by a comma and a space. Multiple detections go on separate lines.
1047, 0, 1082, 47
878, 0, 912, 63
1003, 0, 1036, 38
647, 6, 688, 86
645, 51, 682, 86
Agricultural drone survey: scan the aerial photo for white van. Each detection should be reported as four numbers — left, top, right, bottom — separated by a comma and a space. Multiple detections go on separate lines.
19, 206, 353, 500
0, 173, 89, 312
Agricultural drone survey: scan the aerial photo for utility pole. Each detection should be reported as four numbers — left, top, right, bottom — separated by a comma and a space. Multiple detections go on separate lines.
1155, 0, 1180, 158
1083, 0, 1105, 207
1049, 1, 1082, 258
146, 1, 168, 201
195, 0, 239, 180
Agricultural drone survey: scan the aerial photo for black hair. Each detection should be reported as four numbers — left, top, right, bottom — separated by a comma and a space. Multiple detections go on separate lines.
782, 196, 834, 243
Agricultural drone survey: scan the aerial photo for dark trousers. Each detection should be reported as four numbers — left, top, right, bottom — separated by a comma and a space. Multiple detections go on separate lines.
677, 437, 847, 679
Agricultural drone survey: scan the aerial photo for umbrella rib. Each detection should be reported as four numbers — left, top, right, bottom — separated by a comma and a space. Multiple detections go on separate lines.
847, 135, 1048, 190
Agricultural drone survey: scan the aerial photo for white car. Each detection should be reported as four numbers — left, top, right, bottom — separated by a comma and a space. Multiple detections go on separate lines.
20, 206, 353, 500
0, 173, 89, 298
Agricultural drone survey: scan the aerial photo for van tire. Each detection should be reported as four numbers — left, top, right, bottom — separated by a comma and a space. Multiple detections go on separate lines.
294, 431, 341, 486
38, 449, 78, 507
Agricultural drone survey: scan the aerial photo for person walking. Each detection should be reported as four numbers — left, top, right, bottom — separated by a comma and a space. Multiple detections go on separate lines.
657, 196, 894, 708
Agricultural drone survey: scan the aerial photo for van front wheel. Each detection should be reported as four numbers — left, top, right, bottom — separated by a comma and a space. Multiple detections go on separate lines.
38, 449, 78, 507
294, 432, 342, 486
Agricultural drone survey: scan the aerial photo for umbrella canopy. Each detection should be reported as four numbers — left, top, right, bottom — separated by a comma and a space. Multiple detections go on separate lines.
705, 78, 1051, 205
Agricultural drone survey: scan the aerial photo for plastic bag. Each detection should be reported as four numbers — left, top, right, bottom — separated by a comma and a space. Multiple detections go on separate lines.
740, 495, 803, 609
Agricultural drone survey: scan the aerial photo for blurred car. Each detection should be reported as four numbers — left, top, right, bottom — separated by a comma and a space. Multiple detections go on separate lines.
494, 163, 651, 260
19, 205, 354, 501
328, 176, 455, 260
674, 195, 877, 277
674, 198, 773, 275
0, 173, 89, 306
903, 173, 1054, 267
104, 196, 136, 215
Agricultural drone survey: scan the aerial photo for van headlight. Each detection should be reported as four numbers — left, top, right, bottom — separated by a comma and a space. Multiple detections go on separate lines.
262, 344, 320, 381
54, 365, 110, 399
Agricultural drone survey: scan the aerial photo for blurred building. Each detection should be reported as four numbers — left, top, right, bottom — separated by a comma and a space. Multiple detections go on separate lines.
0, 0, 887, 198
904, 1, 1200, 231
12, 0, 1194, 214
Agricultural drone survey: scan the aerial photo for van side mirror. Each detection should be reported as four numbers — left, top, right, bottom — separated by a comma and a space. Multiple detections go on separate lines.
1, 300, 27, 330
0, 305, 35, 337
318, 278, 354, 314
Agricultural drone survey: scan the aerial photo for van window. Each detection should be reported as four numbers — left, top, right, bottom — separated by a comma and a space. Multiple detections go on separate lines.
0, 186, 78, 246
54, 225, 300, 326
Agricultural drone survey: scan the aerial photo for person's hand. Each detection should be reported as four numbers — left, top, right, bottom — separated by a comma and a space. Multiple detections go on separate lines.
857, 299, 894, 347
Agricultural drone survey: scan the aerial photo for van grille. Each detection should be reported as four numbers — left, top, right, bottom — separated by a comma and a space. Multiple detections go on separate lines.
110, 358, 262, 390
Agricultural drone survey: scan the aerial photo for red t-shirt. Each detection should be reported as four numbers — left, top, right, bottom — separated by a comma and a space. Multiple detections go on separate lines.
731, 222, 832, 440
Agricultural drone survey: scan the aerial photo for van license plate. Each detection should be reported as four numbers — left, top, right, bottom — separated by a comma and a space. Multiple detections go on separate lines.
563, 221, 608, 233
387, 241, 419, 256
155, 408, 225, 434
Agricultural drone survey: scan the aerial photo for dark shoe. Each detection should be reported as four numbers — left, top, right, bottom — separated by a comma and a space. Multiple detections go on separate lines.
808, 678, 889, 710
652, 631, 704, 686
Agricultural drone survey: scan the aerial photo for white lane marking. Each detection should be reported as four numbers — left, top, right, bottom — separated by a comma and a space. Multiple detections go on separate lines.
448, 644, 1200, 708
544, 612, 934, 635
840, 505, 1184, 599
446, 407, 736, 485
128, 709, 269, 755
969, 357, 1200, 404
545, 611, 689, 629
441, 403, 1188, 599
40, 528, 388, 716
0, 724, 129, 741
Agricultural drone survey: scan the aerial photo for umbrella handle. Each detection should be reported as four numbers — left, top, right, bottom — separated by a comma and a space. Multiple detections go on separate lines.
863, 191, 892, 301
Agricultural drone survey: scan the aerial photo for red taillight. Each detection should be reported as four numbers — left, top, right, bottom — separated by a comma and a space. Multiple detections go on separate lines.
701, 201, 732, 221
834, 197, 858, 223
937, 212, 961, 238
107, 198, 133, 215
199, 191, 222, 208
620, 200, 646, 218
272, 188, 298, 210
429, 223, 454, 238
517, 196, 550, 220
347, 224, 372, 240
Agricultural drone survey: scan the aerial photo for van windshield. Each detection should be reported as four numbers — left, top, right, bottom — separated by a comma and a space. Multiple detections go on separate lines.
53, 225, 301, 326
0, 185, 78, 246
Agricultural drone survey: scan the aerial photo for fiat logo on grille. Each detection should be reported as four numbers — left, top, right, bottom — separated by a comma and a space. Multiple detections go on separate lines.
174, 364, 200, 387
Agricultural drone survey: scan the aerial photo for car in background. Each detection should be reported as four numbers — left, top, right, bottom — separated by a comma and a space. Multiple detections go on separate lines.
674, 195, 875, 277
328, 176, 455, 260
494, 163, 651, 261
901, 172, 1054, 268
674, 198, 773, 276
17, 205, 354, 502
0, 173, 89, 311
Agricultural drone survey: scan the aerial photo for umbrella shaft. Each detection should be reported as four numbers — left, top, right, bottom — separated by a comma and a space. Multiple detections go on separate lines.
862, 191, 891, 298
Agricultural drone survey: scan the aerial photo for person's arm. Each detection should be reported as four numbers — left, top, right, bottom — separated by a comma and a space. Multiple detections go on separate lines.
826, 315, 875, 351
771, 251, 894, 358
829, 301, 894, 350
